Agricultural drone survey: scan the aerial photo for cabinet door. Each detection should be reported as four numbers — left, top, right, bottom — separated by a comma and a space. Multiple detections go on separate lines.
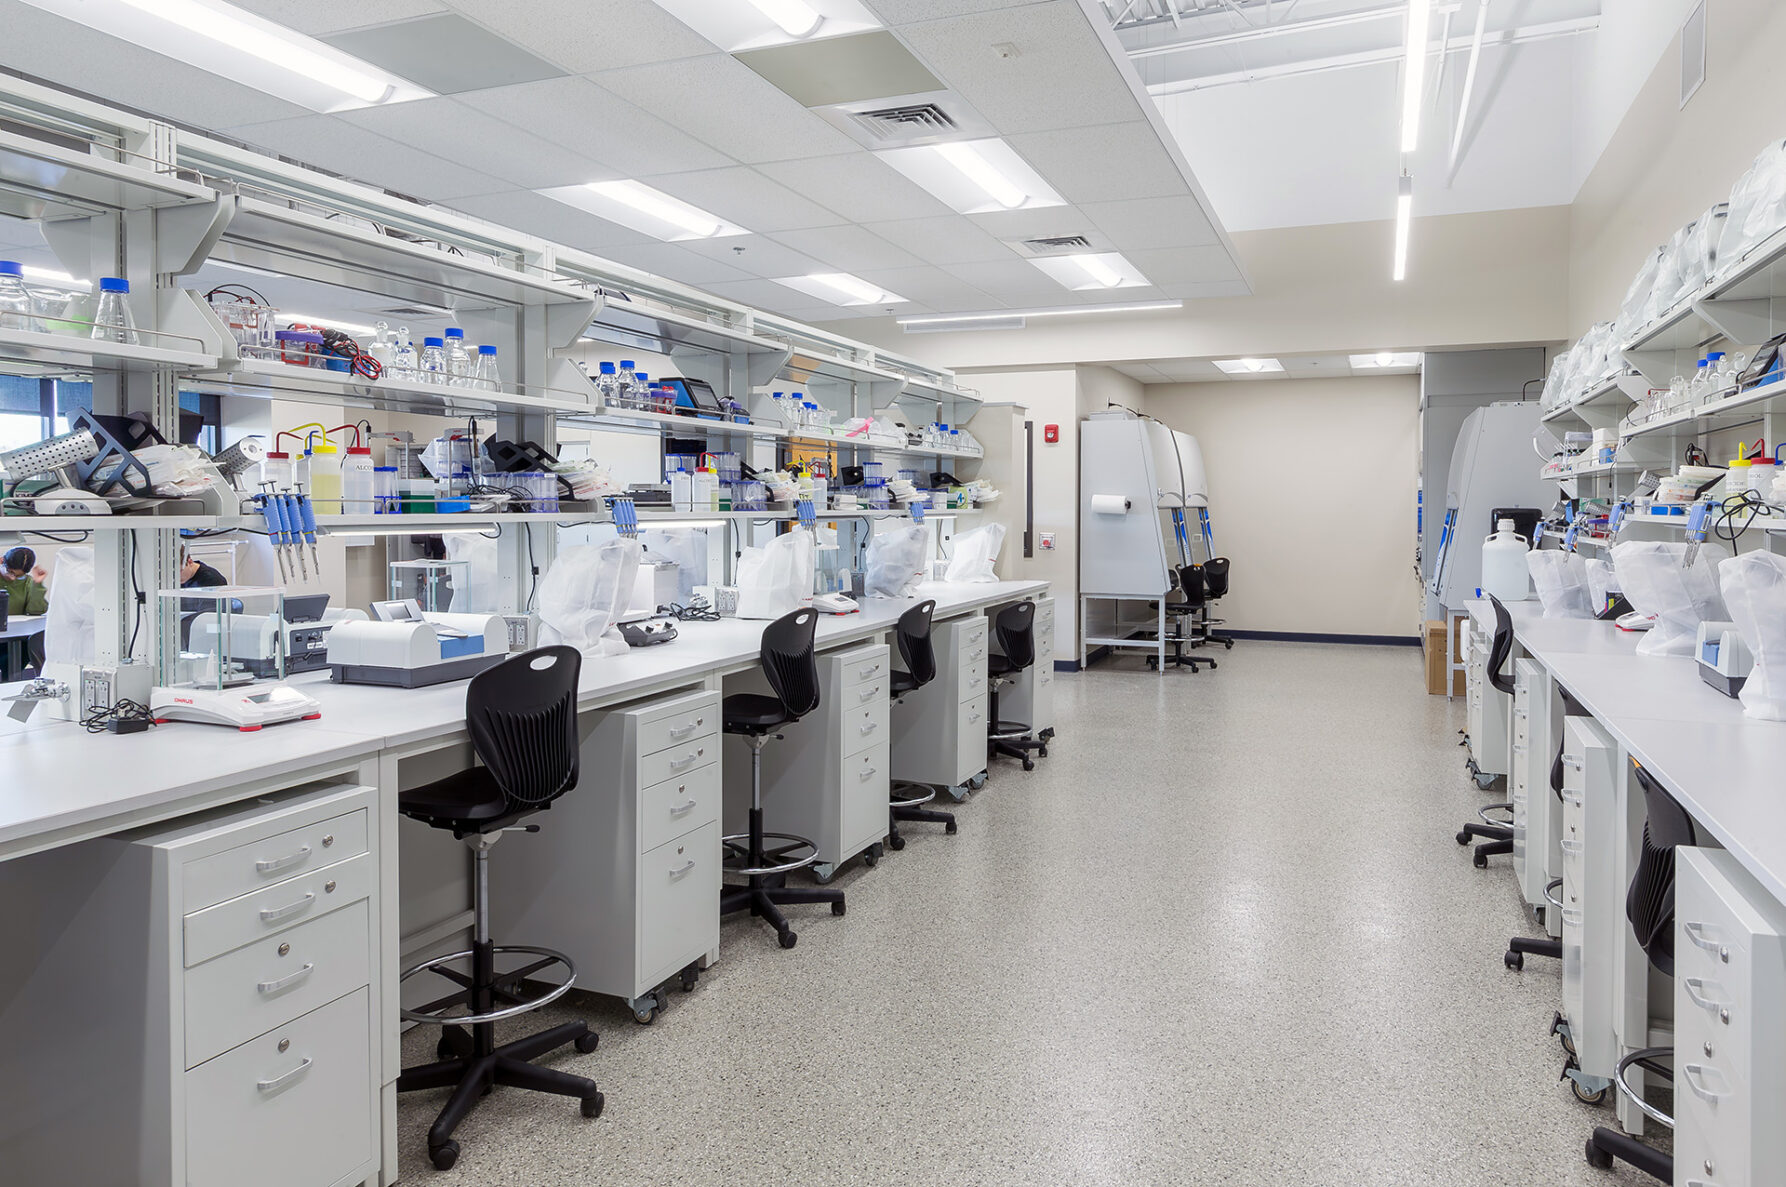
637, 823, 720, 988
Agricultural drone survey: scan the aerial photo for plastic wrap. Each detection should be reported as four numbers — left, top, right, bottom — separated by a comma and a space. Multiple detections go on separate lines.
1717, 551, 1786, 720
1719, 138, 1786, 269
1540, 352, 1573, 412
537, 538, 640, 656
1619, 245, 1666, 338
944, 522, 1007, 584
1585, 557, 1620, 616
1527, 550, 1595, 619
42, 546, 95, 667
864, 523, 928, 598
1610, 540, 1728, 657
735, 529, 815, 620
639, 528, 707, 602
444, 532, 500, 613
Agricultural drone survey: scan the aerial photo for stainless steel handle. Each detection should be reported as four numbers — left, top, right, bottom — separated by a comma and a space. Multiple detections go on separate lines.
857, 664, 880, 678
668, 718, 704, 740
668, 748, 704, 771
1559, 839, 1584, 856
1683, 921, 1725, 955
859, 721, 878, 735
669, 799, 698, 816
259, 892, 315, 923
857, 766, 877, 781
257, 963, 315, 995
858, 686, 880, 701
668, 860, 695, 879
1683, 977, 1729, 1013
1681, 1063, 1728, 1103
255, 845, 311, 873
256, 1056, 313, 1093
1562, 755, 1584, 771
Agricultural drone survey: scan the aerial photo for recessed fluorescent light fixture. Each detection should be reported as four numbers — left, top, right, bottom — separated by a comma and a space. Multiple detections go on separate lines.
1401, 0, 1431, 153
876, 139, 1064, 216
649, 0, 880, 51
1212, 358, 1285, 374
538, 181, 748, 242
1393, 174, 1413, 281
1028, 252, 1150, 292
1351, 351, 1422, 368
774, 272, 906, 307
16, 0, 432, 113
897, 300, 1182, 329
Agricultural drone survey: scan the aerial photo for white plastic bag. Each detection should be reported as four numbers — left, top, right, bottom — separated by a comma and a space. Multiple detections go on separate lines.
1610, 540, 1728, 657
444, 532, 501, 613
944, 522, 1006, 583
537, 538, 640, 656
1585, 558, 1619, 617
639, 528, 708, 602
864, 524, 928, 598
1718, 552, 1786, 720
1720, 138, 1786, 268
735, 530, 815, 620
43, 546, 95, 667
1527, 550, 1594, 619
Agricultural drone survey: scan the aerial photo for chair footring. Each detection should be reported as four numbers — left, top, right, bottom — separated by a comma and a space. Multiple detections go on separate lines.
720, 830, 820, 877
398, 945, 577, 1025
889, 781, 936, 809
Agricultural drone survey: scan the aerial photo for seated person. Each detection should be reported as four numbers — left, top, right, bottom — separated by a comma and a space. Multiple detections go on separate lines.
0, 547, 49, 615
181, 548, 229, 589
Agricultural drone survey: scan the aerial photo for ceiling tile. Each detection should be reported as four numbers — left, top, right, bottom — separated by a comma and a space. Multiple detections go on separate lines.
940, 259, 1064, 302
862, 215, 1015, 264
444, 190, 656, 252
864, 0, 1050, 21
1007, 122, 1192, 204
592, 54, 861, 165
337, 98, 604, 191
235, 0, 448, 34
850, 266, 999, 307
221, 114, 511, 201
1082, 195, 1218, 250
768, 225, 924, 273
697, 278, 824, 310
596, 242, 756, 287
966, 206, 1098, 242
1159, 279, 1252, 299
756, 154, 953, 224
673, 234, 829, 281
457, 77, 734, 176
894, 4, 1139, 135
324, 13, 567, 94
1126, 245, 1244, 285
641, 167, 845, 234
446, 0, 717, 73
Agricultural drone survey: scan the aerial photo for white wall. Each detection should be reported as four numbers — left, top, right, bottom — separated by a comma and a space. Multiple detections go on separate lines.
1143, 375, 1422, 638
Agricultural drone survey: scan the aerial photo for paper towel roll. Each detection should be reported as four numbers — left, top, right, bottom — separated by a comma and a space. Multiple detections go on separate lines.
1090, 494, 1131, 515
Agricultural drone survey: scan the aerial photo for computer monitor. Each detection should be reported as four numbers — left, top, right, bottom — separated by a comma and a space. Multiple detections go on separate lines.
661, 376, 724, 419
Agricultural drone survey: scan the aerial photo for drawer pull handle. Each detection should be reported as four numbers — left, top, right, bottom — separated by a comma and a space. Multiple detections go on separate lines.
668, 860, 696, 879
1683, 977, 1729, 1014
857, 766, 877, 781
259, 893, 316, 923
1561, 791, 1583, 807
1681, 1063, 1729, 1103
1559, 907, 1583, 927
668, 719, 704, 740
1512, 743, 1527, 754
670, 799, 698, 817
858, 687, 880, 702
859, 722, 878, 735
858, 664, 880, 678
254, 845, 311, 874
1683, 921, 1726, 955
256, 1056, 313, 1093
669, 749, 704, 771
1559, 839, 1584, 856
257, 963, 315, 995
1513, 708, 1528, 719
968, 712, 981, 723
1561, 755, 1583, 771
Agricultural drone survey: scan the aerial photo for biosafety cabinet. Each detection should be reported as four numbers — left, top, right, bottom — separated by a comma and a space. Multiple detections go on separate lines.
1428, 402, 1552, 612
1080, 410, 1210, 601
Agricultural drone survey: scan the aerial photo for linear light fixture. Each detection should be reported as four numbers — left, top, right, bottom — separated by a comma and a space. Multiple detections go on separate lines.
21, 266, 89, 290
749, 0, 823, 38
1351, 351, 1422, 368
17, 0, 432, 112
774, 272, 905, 307
538, 181, 747, 242
1393, 174, 1413, 281
284, 314, 379, 336
897, 300, 1182, 328
934, 141, 1026, 210
876, 139, 1064, 216
1073, 254, 1123, 288
1401, 0, 1432, 153
648, 0, 879, 51
1028, 251, 1150, 292
1213, 358, 1284, 374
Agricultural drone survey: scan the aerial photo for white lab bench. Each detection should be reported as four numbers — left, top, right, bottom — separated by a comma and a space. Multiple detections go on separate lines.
0, 578, 1049, 1186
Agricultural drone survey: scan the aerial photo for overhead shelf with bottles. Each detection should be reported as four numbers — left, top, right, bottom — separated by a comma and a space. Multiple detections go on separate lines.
0, 322, 216, 377
1622, 373, 1786, 443
184, 354, 596, 420
0, 126, 216, 220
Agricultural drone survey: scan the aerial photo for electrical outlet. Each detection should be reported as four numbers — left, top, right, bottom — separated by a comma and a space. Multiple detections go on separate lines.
1039, 532, 1056, 551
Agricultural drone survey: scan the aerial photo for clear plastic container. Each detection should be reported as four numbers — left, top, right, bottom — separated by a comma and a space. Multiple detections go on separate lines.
373, 465, 399, 513
276, 329, 324, 367
307, 440, 343, 510
262, 451, 294, 490
391, 326, 417, 377
342, 447, 375, 514
0, 261, 39, 331
596, 361, 618, 406
617, 360, 640, 408
472, 344, 500, 392
1481, 519, 1530, 601
366, 321, 394, 376
418, 336, 448, 383
444, 328, 472, 384
91, 277, 138, 345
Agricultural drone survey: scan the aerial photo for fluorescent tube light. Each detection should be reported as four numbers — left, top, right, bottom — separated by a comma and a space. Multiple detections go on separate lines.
588, 181, 720, 238
283, 314, 379, 336
934, 141, 1027, 210
810, 273, 885, 304
897, 300, 1182, 327
539, 182, 747, 242
1393, 174, 1413, 281
1028, 252, 1149, 292
1072, 255, 1123, 288
1351, 351, 1422, 368
748, 0, 823, 38
773, 272, 905, 307
125, 0, 388, 102
1212, 358, 1284, 374
1400, 0, 1432, 153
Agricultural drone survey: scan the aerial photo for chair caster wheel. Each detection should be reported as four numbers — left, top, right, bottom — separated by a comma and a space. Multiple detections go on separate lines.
831, 900, 846, 916
436, 1037, 455, 1061
1223, 641, 1233, 650
574, 1031, 600, 1053
680, 966, 699, 993
581, 1091, 605, 1119
1571, 1080, 1607, 1106
1505, 951, 1523, 971
888, 834, 906, 850
1037, 745, 1048, 757
1456, 830, 1471, 846
1473, 850, 1489, 868
429, 1140, 460, 1171
1585, 1139, 1612, 1168
779, 929, 798, 949
945, 820, 958, 834
1021, 758, 1035, 772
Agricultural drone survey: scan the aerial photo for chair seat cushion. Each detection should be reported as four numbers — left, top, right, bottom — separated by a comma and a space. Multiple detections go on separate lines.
723, 692, 793, 733
889, 670, 920, 696
399, 767, 510, 831
988, 654, 1024, 677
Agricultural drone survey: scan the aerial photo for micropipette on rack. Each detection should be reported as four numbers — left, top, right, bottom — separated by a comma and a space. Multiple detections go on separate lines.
253, 490, 290, 582
294, 493, 321, 576
277, 492, 309, 581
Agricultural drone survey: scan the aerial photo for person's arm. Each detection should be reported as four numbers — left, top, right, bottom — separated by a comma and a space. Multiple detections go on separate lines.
191, 562, 229, 588
25, 576, 47, 616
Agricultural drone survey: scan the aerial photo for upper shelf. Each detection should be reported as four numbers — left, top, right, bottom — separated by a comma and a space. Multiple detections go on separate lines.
783, 348, 904, 391
185, 357, 594, 419
0, 324, 216, 376
582, 299, 789, 361
1622, 373, 1786, 441
0, 128, 214, 220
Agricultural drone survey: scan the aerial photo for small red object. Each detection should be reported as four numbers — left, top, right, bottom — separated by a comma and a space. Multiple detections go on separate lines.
302, 713, 322, 720
239, 724, 263, 732
1044, 424, 1059, 444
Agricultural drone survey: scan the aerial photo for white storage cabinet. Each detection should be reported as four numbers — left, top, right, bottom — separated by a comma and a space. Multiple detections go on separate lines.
1465, 615, 1512, 782
1511, 659, 1564, 935
1559, 717, 1623, 1094
989, 596, 1055, 743
890, 615, 989, 798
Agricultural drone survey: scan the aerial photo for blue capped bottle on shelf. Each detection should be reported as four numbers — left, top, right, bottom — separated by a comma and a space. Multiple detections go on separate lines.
617, 360, 640, 409
596, 360, 618, 406
91, 277, 138, 345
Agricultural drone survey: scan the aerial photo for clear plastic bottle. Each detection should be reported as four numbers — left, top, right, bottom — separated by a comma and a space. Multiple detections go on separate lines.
418, 336, 448, 383
342, 446, 375, 514
373, 465, 399, 514
0, 261, 37, 332
472, 344, 500, 392
617, 360, 640, 409
444, 327, 472, 385
91, 277, 138, 345
392, 326, 417, 377
595, 361, 619, 407
367, 320, 394, 376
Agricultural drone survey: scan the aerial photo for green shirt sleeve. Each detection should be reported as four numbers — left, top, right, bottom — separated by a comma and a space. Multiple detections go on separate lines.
24, 578, 46, 616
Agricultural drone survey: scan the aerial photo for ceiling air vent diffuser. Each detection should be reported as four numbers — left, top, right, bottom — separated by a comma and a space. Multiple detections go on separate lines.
849, 103, 957, 142
1021, 236, 1094, 255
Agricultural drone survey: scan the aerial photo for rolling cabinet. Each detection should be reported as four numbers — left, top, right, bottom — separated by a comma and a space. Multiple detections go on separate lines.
491, 690, 722, 1025
0, 782, 382, 1187
1674, 847, 1786, 1187
723, 643, 891, 884
1510, 659, 1536, 887
1559, 717, 1622, 1102
1464, 617, 1511, 783
891, 614, 990, 800
1512, 660, 1564, 935
990, 596, 1055, 744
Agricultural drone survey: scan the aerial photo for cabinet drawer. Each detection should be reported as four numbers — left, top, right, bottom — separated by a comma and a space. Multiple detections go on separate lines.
185, 852, 372, 968
840, 647, 889, 691
959, 664, 986, 702
842, 677, 889, 716
636, 702, 718, 760
839, 743, 889, 796
638, 822, 720, 987
183, 809, 369, 915
842, 696, 889, 759
639, 738, 717, 787
1033, 599, 1054, 625
186, 899, 372, 1068
956, 694, 988, 774
639, 762, 721, 854
185, 988, 375, 1187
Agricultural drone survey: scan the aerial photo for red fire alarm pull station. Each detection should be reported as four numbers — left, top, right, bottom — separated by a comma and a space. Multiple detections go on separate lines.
1044, 424, 1060, 444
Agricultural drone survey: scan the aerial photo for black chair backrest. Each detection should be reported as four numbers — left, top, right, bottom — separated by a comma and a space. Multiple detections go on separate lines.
1627, 763, 1697, 977
761, 608, 821, 720
993, 601, 1035, 672
895, 600, 937, 689
1203, 557, 1231, 598
1174, 564, 1206, 608
1487, 595, 1516, 697
466, 646, 582, 811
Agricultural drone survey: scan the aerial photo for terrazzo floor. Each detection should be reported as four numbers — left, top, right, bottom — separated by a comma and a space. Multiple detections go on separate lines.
396, 640, 1666, 1185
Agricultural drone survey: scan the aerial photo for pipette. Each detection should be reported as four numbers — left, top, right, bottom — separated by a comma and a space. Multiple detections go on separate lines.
253, 490, 290, 582
294, 493, 321, 575
278, 492, 310, 581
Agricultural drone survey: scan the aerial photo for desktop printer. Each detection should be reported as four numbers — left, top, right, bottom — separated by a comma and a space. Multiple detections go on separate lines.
326, 600, 508, 688
189, 593, 368, 677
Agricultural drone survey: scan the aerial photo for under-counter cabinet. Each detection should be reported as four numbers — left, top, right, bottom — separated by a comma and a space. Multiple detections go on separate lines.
0, 781, 382, 1187
1559, 716, 1622, 1096
723, 643, 891, 882
1511, 658, 1563, 937
989, 596, 1055, 742
891, 615, 989, 798
492, 689, 722, 1024
1464, 615, 1511, 782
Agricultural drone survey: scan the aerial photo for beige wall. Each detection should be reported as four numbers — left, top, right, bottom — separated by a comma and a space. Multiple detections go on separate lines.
1143, 375, 1422, 638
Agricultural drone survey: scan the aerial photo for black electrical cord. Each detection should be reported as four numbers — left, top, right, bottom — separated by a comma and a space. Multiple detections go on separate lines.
82, 699, 156, 733
125, 532, 143, 657
1712, 489, 1781, 551
524, 524, 539, 611
658, 598, 720, 622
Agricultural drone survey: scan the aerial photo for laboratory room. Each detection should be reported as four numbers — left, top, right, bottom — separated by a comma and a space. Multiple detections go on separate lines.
6, 2, 1786, 1186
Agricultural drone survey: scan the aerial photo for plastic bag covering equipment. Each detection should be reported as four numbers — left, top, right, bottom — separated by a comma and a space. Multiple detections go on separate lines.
1717, 551, 1786, 720
1610, 540, 1729, 658
1719, 138, 1786, 268
1585, 557, 1620, 616
944, 522, 1007, 584
43, 545, 95, 667
445, 531, 500, 614
864, 523, 928, 598
537, 538, 640, 656
1528, 550, 1595, 619
735, 529, 815, 620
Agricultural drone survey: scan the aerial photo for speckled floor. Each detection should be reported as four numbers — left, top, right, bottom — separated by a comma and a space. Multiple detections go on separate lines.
396, 641, 1666, 1185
